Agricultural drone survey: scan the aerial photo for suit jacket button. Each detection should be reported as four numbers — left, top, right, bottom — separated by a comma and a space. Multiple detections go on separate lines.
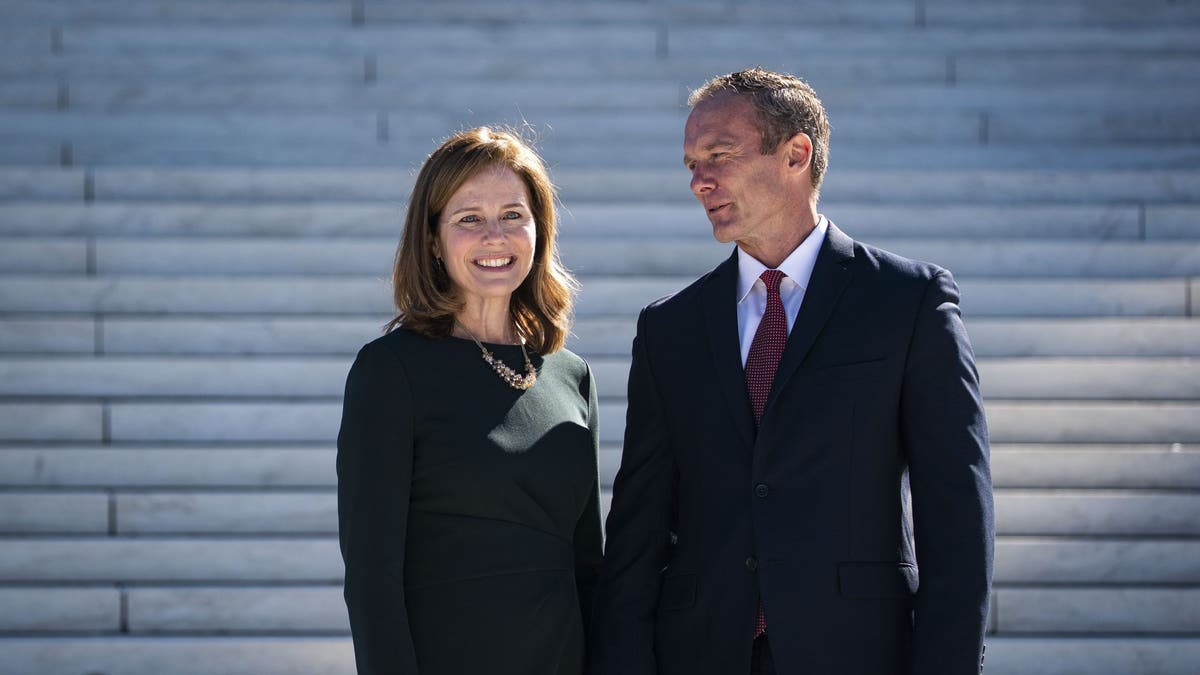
754, 483, 769, 498
745, 557, 758, 572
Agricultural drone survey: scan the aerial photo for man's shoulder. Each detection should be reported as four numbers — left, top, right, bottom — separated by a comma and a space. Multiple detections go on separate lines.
640, 257, 727, 319
846, 231, 949, 286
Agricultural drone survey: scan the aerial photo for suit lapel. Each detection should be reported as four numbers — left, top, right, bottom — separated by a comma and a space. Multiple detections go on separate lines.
763, 222, 856, 418
701, 250, 755, 453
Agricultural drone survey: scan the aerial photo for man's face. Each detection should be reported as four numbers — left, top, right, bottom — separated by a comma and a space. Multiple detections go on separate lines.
683, 94, 795, 250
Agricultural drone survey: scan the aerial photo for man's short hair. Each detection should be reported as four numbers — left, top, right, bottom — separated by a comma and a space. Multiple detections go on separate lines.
689, 67, 830, 191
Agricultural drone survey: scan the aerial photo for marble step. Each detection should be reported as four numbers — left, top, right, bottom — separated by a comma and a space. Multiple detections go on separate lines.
0, 29, 52, 53
0, 585, 348, 634
983, 637, 1200, 675
0, 587, 121, 632
46, 25, 663, 56
0, 108, 984, 144
0, 637, 355, 675
2, 52, 368, 83
0, 446, 339, 488
0, 491, 336, 535
662, 26, 1200, 54
0, 535, 1193, 584
989, 445, 1200, 490
26, 25, 1199, 55
0, 202, 1163, 239
132, 586, 349, 634
1, 276, 1193, 318
8, 51, 1199, 86
993, 587, 1200, 634
0, 52, 947, 85
14, 634, 1200, 675
8, 82, 1197, 113
963, 318, 1200, 359
0, 403, 101, 442
3, 0, 369, 26
7, 135, 1197, 170
0, 491, 110, 534
6, 0, 1199, 28
0, 132, 55, 164
0, 537, 342, 583
1, 167, 1188, 204
2, 399, 1198, 444
5, 315, 1199, 359
1, 584, 1196, 635
0, 168, 84, 200
6, 237, 1198, 278
0, 0, 689, 26
921, 0, 1200, 27
599, 356, 1200, 400
2, 444, 1196, 491
993, 538, 1200, 584
0, 636, 1196, 675
3, 356, 1199, 400
1, 488, 1197, 537
955, 54, 1200, 84
994, 490, 1200, 537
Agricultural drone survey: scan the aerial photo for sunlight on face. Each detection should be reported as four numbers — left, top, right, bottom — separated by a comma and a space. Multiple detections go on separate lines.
436, 165, 538, 311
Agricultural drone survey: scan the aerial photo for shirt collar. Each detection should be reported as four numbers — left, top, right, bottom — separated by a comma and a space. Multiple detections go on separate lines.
736, 215, 828, 304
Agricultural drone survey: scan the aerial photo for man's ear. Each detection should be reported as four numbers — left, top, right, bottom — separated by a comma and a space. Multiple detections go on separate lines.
785, 132, 813, 174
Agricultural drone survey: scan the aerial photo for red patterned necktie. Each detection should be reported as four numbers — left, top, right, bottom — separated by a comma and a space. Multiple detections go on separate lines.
746, 270, 788, 424
744, 269, 787, 638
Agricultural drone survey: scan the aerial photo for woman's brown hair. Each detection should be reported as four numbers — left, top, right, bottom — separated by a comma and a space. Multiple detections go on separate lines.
387, 127, 577, 353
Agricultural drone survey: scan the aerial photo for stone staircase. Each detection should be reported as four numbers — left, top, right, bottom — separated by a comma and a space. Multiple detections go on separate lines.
1, 1, 1198, 673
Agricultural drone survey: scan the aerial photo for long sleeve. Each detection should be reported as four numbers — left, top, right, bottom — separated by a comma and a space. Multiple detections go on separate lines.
337, 341, 420, 674
574, 363, 604, 637
901, 270, 995, 675
589, 309, 676, 675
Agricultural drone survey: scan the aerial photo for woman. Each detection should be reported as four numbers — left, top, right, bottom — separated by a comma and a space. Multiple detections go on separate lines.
337, 127, 602, 675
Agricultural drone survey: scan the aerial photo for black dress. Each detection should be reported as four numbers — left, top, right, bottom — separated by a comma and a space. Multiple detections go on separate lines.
337, 327, 603, 675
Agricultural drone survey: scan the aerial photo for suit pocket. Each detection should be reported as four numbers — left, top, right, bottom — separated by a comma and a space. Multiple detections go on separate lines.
812, 356, 887, 380
838, 562, 918, 599
658, 573, 697, 611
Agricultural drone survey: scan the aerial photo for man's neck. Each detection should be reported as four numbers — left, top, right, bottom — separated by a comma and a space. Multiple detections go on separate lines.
738, 212, 819, 269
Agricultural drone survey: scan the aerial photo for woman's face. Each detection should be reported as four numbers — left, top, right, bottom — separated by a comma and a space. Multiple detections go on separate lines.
434, 165, 538, 311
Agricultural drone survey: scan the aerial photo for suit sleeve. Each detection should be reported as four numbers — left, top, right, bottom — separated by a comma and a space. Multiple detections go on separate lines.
337, 341, 420, 674
901, 270, 995, 675
574, 362, 604, 636
589, 308, 676, 675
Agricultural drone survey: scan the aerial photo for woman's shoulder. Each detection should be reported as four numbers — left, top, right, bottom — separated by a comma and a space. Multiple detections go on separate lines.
541, 345, 593, 383
356, 326, 438, 364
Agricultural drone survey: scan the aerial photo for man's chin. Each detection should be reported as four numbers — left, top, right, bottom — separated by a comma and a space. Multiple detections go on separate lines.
710, 222, 738, 244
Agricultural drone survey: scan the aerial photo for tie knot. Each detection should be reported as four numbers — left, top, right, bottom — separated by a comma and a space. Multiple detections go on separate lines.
760, 269, 786, 294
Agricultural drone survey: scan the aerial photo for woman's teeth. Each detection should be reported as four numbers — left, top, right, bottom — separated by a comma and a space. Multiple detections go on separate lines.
475, 257, 513, 268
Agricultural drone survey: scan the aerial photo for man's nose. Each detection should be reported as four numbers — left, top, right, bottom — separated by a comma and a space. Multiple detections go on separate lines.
690, 167, 714, 196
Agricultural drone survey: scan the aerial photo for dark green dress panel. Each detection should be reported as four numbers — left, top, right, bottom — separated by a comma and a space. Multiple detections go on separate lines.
338, 328, 603, 675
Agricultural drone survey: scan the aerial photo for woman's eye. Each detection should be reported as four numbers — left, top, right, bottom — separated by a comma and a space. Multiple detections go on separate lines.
503, 211, 522, 220
459, 214, 480, 223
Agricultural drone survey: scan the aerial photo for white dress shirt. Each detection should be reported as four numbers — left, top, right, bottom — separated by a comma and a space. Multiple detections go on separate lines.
736, 216, 828, 366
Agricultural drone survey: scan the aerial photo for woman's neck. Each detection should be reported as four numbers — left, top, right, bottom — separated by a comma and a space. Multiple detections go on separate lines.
454, 301, 518, 344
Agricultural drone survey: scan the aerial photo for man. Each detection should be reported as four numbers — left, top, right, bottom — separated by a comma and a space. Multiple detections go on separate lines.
590, 68, 994, 675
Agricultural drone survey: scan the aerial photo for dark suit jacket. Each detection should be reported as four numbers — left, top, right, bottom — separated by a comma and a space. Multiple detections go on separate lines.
591, 223, 994, 675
